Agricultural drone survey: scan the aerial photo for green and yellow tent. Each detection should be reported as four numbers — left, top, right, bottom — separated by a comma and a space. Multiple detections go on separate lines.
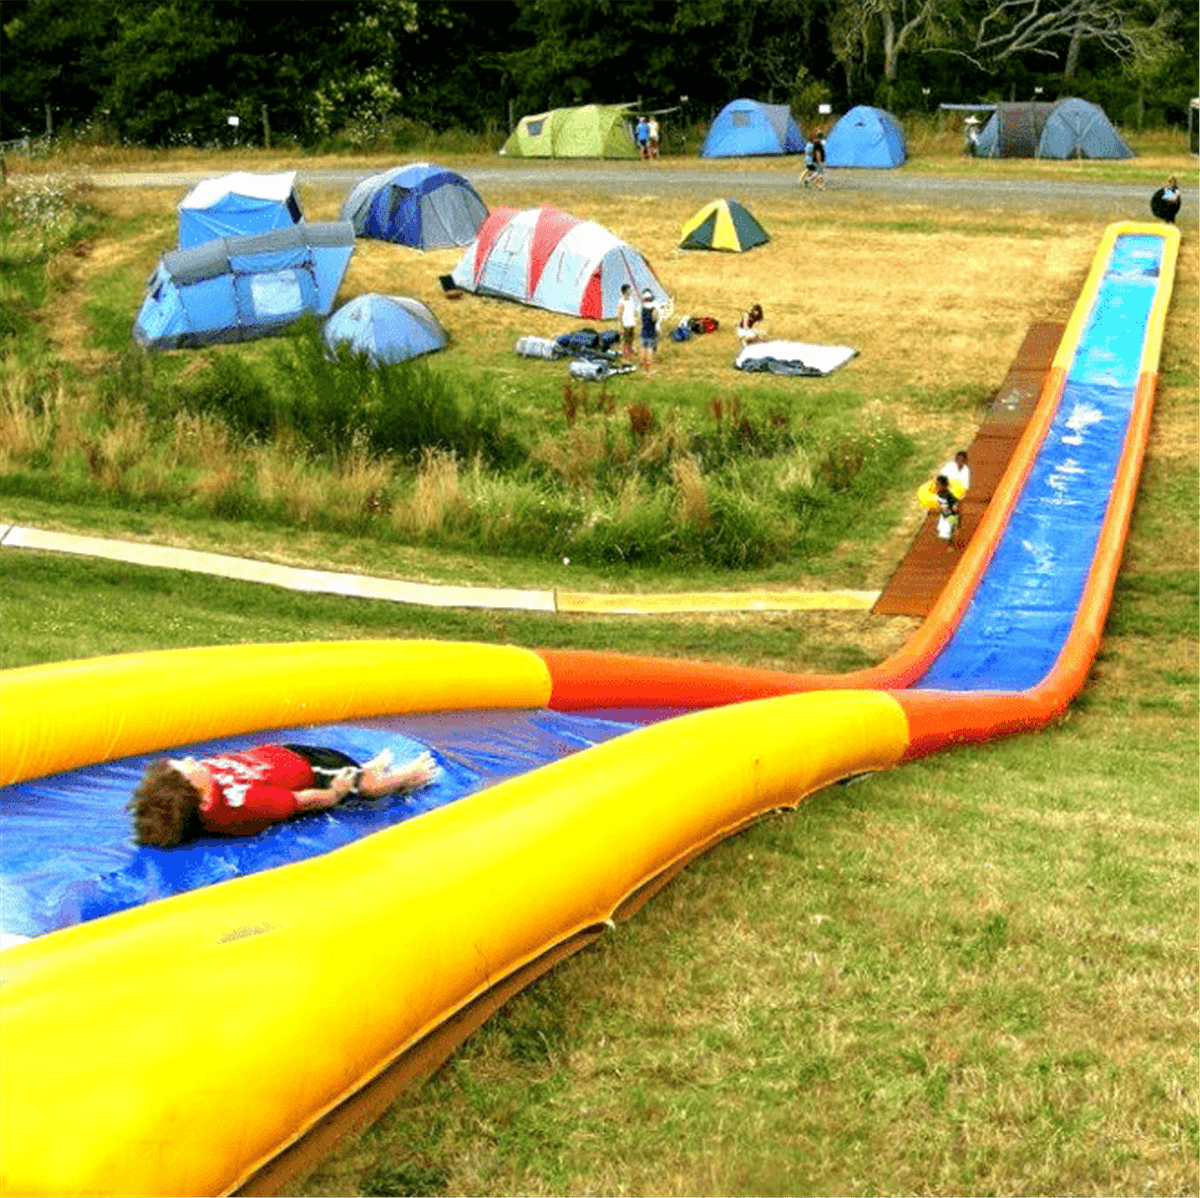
680, 198, 769, 252
501, 105, 637, 159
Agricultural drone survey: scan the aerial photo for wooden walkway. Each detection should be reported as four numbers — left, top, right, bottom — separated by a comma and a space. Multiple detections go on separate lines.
873, 322, 1065, 618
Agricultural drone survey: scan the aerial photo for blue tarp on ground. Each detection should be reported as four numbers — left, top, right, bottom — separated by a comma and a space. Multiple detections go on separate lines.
341, 163, 488, 248
701, 99, 804, 157
324, 293, 448, 364
825, 105, 906, 168
133, 223, 355, 351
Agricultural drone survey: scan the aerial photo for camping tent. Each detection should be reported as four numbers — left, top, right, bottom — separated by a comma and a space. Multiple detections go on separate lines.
824, 106, 906, 168
177, 172, 303, 248
700, 99, 804, 157
133, 223, 355, 351
974, 98, 1132, 159
323, 294, 447, 364
449, 206, 668, 319
341, 164, 488, 248
500, 105, 637, 158
680, 199, 769, 251
1038, 97, 1134, 159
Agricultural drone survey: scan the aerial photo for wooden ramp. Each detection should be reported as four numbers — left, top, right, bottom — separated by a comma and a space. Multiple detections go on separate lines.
873, 322, 1065, 618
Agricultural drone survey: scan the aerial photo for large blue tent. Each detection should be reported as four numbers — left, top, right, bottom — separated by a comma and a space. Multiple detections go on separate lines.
701, 99, 804, 158
341, 163, 488, 248
133, 223, 355, 351
323, 294, 448, 365
824, 106, 907, 168
973, 98, 1133, 159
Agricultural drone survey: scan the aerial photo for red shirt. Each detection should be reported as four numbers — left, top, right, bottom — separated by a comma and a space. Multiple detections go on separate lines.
198, 746, 317, 836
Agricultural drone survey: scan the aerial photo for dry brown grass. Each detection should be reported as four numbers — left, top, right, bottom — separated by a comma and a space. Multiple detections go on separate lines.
394, 447, 465, 534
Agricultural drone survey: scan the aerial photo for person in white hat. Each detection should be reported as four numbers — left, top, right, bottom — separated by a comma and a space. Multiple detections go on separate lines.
639, 287, 661, 375
964, 115, 980, 156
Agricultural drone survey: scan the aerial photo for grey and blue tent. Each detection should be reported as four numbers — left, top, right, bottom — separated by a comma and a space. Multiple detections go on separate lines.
701, 99, 804, 158
133, 223, 355, 351
324, 294, 448, 365
974, 98, 1132, 159
1039, 97, 1133, 159
341, 163, 488, 248
177, 172, 303, 249
825, 106, 906, 168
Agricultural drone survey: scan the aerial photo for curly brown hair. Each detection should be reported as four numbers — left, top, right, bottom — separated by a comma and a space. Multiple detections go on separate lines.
129, 761, 202, 847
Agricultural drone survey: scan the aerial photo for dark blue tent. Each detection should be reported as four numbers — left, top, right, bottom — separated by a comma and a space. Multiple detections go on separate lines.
341, 163, 488, 248
825, 106, 906, 168
132, 223, 355, 351
323, 294, 448, 365
701, 99, 804, 158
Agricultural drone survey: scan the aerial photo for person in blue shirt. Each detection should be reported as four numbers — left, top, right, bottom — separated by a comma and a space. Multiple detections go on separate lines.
639, 288, 661, 375
635, 115, 650, 159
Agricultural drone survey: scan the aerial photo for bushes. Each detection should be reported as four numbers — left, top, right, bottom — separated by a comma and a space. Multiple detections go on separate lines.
3, 264, 915, 571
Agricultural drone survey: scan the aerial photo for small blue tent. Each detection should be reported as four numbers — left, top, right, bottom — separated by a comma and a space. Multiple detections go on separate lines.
177, 172, 303, 249
341, 164, 488, 248
133, 223, 355, 351
324, 294, 448, 365
825, 106, 906, 168
701, 99, 804, 158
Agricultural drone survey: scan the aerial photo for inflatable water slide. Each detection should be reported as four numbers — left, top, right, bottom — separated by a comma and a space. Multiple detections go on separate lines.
0, 222, 1178, 1196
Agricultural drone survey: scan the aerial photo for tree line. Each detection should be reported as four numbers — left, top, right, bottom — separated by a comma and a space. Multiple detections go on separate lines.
1, 0, 1195, 148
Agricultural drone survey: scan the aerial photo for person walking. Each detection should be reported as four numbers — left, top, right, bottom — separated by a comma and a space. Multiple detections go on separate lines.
635, 115, 650, 160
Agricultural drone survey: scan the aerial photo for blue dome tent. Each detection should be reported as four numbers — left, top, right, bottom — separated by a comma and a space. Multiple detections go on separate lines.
701, 99, 804, 158
341, 164, 488, 248
132, 223, 355, 351
323, 294, 448, 365
824, 106, 907, 168
177, 172, 303, 249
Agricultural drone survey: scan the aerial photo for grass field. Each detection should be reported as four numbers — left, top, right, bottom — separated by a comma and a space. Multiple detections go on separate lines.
1, 137, 1197, 1197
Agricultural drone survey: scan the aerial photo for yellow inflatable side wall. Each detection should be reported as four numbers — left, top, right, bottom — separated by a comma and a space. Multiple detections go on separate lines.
0, 640, 553, 785
0, 688, 910, 1197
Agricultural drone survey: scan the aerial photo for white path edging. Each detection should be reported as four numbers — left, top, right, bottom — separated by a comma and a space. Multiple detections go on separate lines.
1, 525, 879, 614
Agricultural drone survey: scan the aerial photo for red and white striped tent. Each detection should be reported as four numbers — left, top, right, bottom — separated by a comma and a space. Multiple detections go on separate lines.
449, 205, 669, 319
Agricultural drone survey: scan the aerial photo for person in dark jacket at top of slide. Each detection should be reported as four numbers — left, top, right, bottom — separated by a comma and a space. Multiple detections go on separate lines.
130, 743, 438, 846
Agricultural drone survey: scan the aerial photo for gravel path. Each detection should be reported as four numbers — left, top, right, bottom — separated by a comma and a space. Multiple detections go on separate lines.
88, 163, 1190, 224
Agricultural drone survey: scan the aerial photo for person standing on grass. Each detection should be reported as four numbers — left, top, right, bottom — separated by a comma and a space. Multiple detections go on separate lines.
648, 115, 660, 159
639, 288, 661, 375
618, 283, 638, 359
934, 474, 962, 552
129, 743, 438, 845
